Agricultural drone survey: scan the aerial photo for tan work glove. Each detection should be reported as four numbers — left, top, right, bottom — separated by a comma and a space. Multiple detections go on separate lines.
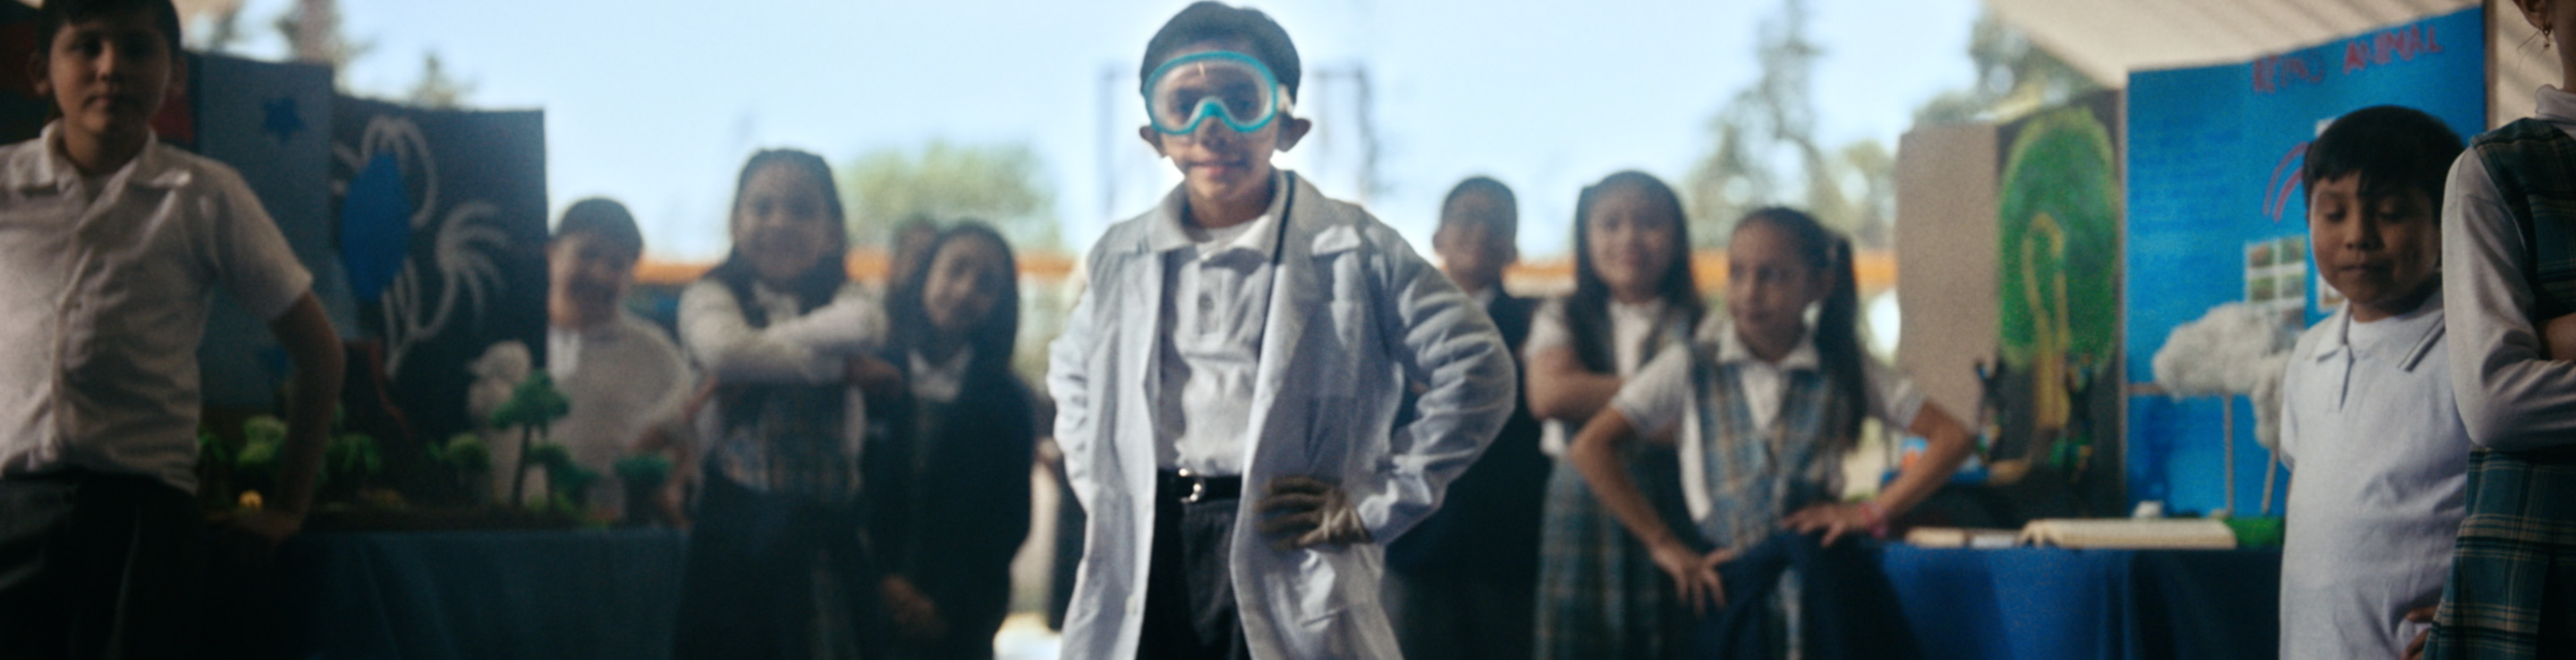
1256, 476, 1373, 551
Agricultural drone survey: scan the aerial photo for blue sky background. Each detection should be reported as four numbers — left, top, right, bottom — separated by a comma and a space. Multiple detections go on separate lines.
208, 0, 1983, 260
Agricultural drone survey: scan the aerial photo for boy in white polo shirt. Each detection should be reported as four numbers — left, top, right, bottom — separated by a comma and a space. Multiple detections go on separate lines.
2275, 105, 2468, 660
0, 0, 343, 656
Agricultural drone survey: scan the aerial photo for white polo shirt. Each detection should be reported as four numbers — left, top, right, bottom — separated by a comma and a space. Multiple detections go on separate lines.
1523, 297, 1690, 456
0, 125, 315, 492
1150, 171, 1290, 476
2277, 293, 2467, 660
532, 313, 692, 512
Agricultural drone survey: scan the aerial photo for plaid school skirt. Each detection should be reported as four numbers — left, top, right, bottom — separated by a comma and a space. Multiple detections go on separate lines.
2428, 447, 2576, 659
1534, 448, 1696, 660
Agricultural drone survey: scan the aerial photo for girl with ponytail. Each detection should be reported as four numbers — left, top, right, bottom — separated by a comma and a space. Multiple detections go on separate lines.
1568, 207, 1975, 659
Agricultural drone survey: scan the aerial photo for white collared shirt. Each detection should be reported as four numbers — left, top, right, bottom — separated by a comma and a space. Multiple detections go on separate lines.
0, 124, 315, 492
527, 313, 692, 512
1151, 171, 1292, 475
908, 347, 973, 404
2277, 293, 2467, 660
2444, 86, 2576, 451
1524, 297, 1690, 456
1614, 321, 1925, 522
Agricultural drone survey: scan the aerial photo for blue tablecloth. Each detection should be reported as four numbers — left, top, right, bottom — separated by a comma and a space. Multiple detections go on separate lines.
259, 533, 2275, 660
271, 529, 689, 660
1882, 546, 2283, 660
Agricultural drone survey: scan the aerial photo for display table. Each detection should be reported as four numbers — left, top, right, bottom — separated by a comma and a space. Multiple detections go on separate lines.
1882, 546, 2282, 660
270, 529, 689, 660
255, 532, 2275, 659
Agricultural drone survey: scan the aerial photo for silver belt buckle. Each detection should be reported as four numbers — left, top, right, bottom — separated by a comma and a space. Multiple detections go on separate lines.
1179, 469, 1206, 503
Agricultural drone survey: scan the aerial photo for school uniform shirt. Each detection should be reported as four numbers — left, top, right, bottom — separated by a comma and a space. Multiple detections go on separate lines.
1611, 322, 1925, 531
869, 345, 1037, 659
2445, 85, 2576, 452
1047, 171, 1516, 660
526, 312, 692, 512
2428, 89, 2576, 657
1150, 174, 1289, 476
2276, 293, 2467, 660
0, 125, 313, 493
1525, 298, 1691, 455
678, 278, 883, 495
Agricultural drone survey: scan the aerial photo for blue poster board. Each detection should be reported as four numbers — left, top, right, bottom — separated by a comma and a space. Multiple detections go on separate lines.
2124, 7, 2484, 515
192, 54, 349, 409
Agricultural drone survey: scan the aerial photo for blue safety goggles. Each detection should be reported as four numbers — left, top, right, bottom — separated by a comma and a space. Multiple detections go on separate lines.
1141, 51, 1292, 135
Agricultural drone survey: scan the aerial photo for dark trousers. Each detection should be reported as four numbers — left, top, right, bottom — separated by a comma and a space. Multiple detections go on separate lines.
1691, 532, 1920, 660
1135, 476, 1250, 660
1385, 566, 1536, 660
0, 470, 206, 660
672, 474, 881, 660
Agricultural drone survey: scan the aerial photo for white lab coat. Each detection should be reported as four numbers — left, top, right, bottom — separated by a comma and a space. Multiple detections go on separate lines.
1047, 173, 1517, 659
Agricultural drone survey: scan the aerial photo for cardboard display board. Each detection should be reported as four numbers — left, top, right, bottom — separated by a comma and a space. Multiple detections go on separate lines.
331, 97, 548, 447
2124, 7, 2483, 516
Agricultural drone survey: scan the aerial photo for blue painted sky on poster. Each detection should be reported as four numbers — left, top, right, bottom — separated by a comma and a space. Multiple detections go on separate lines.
2124, 7, 2484, 516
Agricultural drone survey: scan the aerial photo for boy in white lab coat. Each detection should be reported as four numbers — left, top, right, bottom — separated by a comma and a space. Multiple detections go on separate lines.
1046, 4, 1516, 658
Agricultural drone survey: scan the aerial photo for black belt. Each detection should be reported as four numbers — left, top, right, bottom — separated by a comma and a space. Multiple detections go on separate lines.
1159, 470, 1242, 503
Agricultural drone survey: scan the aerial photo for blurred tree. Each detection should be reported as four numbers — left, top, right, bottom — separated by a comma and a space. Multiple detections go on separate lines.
839, 140, 1061, 250
190, 4, 248, 54
404, 52, 477, 109
1912, 12, 2105, 126
275, 0, 369, 87
1682, 0, 1894, 249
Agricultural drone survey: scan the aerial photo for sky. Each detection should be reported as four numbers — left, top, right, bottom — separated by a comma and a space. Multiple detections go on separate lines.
208, 0, 1983, 260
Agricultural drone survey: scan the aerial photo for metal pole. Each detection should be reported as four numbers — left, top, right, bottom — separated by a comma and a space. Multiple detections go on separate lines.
2223, 394, 2236, 517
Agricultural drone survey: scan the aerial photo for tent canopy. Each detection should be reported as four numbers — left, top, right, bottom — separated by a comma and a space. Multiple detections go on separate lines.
1987, 0, 2543, 127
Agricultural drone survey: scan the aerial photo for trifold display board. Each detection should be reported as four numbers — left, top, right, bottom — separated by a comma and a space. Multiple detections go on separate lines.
2125, 7, 2484, 516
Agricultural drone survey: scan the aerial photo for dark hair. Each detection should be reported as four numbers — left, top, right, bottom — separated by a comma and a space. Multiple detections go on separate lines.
702, 148, 850, 326
38, 0, 182, 56
887, 222, 1021, 383
893, 215, 942, 250
1440, 175, 1519, 237
1735, 207, 1867, 452
553, 197, 644, 259
1566, 170, 1701, 374
2301, 105, 2463, 209
1140, 2, 1301, 100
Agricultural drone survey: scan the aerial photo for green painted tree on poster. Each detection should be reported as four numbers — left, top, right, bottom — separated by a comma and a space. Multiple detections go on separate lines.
1996, 106, 2120, 435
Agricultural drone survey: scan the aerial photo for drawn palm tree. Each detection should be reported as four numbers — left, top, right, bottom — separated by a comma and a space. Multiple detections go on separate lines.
334, 115, 509, 377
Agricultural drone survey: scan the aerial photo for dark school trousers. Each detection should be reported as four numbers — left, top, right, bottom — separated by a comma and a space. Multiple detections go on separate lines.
0, 470, 207, 660
1690, 531, 1921, 660
1136, 472, 1252, 660
671, 472, 883, 660
1385, 564, 1537, 660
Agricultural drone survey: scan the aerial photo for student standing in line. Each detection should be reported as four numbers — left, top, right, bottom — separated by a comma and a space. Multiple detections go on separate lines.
0, 1, 345, 656
870, 223, 1038, 660
1571, 207, 1970, 660
1385, 176, 1551, 660
1529, 171, 1705, 660
670, 148, 896, 660
529, 198, 692, 517
1046, 4, 1516, 658
2268, 106, 2468, 660
2427, 2, 2576, 656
